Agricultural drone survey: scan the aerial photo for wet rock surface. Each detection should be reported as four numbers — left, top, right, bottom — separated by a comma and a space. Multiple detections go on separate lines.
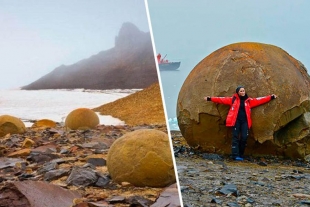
172, 131, 310, 207
0, 124, 180, 207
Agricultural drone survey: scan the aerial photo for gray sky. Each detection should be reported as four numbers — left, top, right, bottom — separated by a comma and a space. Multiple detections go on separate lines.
0, 0, 150, 89
147, 0, 310, 118
148, 0, 310, 73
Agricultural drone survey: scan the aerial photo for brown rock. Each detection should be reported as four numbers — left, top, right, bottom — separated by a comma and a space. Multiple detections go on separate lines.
0, 115, 26, 138
8, 148, 31, 158
22, 138, 35, 148
0, 181, 81, 207
177, 42, 310, 158
150, 183, 181, 207
107, 129, 176, 187
65, 108, 99, 130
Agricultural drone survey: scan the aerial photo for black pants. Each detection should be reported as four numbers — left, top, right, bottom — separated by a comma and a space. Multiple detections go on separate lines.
231, 119, 248, 158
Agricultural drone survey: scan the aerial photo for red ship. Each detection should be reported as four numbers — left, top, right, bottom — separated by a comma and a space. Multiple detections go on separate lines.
157, 53, 181, 70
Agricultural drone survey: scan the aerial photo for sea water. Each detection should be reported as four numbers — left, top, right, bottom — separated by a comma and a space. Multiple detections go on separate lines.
0, 88, 139, 127
160, 69, 188, 131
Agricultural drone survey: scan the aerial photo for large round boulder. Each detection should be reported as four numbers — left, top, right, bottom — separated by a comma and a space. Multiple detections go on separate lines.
177, 42, 310, 159
65, 108, 99, 130
107, 129, 176, 187
0, 115, 26, 137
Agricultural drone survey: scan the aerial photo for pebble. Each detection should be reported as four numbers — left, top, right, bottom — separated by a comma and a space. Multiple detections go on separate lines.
173, 131, 310, 207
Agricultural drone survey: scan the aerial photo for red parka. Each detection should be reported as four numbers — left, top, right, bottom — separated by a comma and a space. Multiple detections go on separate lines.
210, 94, 272, 128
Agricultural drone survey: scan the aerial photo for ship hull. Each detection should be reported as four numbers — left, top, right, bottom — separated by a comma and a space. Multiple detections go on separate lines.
159, 62, 181, 70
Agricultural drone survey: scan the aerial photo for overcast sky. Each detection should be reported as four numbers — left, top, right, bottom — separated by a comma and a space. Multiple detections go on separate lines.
147, 0, 310, 118
0, 0, 150, 89
148, 0, 310, 73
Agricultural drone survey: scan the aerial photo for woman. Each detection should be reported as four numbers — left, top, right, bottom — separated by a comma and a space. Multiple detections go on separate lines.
204, 86, 277, 161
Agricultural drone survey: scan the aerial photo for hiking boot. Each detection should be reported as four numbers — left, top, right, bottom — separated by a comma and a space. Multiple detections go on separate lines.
234, 156, 244, 161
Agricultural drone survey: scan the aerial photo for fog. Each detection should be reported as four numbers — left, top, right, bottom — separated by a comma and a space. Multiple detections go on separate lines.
148, 0, 310, 119
0, 0, 150, 89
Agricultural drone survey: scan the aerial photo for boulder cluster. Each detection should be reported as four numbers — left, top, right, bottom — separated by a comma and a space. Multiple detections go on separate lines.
0, 110, 179, 206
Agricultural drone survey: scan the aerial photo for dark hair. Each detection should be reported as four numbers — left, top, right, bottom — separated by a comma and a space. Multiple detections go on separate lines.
236, 86, 244, 93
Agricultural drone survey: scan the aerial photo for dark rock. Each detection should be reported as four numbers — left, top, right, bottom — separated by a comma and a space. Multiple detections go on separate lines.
44, 169, 69, 181
211, 197, 223, 204
106, 196, 126, 204
87, 158, 106, 166
300, 200, 310, 205
82, 163, 96, 169
126, 195, 153, 207
201, 153, 224, 161
95, 175, 110, 187
219, 184, 239, 196
27, 152, 59, 163
258, 161, 268, 166
37, 162, 58, 174
50, 157, 77, 164
293, 169, 303, 174
80, 142, 108, 150
31, 144, 57, 153
60, 148, 69, 154
0, 157, 25, 169
247, 197, 255, 203
66, 167, 98, 187
227, 202, 240, 207
18, 173, 34, 180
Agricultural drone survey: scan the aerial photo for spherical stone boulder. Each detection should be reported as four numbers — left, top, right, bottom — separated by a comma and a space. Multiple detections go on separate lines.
65, 108, 99, 130
107, 129, 176, 187
0, 115, 26, 138
177, 42, 310, 159
32, 119, 56, 128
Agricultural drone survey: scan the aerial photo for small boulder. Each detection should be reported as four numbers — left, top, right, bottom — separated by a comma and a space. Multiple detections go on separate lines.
65, 108, 99, 130
107, 129, 176, 187
0, 115, 26, 138
31, 119, 56, 128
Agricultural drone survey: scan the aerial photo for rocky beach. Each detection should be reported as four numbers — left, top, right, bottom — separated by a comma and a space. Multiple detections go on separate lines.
172, 131, 310, 207
0, 83, 181, 207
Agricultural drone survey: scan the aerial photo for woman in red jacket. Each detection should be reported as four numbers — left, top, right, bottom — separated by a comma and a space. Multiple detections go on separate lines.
204, 86, 277, 161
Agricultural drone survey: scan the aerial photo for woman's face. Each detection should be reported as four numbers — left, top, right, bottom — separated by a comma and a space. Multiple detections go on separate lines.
238, 88, 246, 96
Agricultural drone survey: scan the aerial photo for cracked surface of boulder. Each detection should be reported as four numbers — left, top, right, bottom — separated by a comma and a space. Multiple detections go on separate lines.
177, 42, 310, 158
0, 115, 26, 138
65, 108, 99, 130
107, 129, 176, 187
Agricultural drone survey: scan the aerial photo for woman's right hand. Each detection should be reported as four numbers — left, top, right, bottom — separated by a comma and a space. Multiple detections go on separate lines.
204, 96, 211, 101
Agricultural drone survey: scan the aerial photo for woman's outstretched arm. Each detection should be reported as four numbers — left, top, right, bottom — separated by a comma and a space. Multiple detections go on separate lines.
249, 94, 277, 108
204, 96, 233, 105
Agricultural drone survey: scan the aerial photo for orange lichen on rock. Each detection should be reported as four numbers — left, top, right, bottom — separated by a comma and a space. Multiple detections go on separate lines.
32, 119, 56, 129
94, 83, 166, 126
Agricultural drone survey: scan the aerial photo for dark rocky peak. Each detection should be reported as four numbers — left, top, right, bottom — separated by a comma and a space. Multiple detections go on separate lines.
115, 22, 149, 49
